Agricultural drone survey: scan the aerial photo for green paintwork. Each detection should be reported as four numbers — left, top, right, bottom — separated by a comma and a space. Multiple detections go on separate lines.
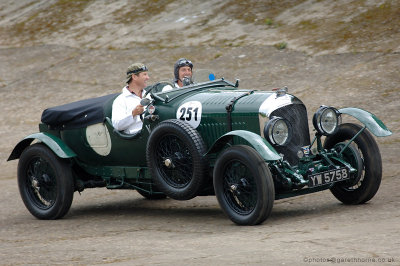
339, 107, 392, 137
77, 161, 151, 180
37, 82, 271, 167
9, 79, 393, 200
207, 130, 281, 161
8, 132, 76, 160
155, 87, 271, 148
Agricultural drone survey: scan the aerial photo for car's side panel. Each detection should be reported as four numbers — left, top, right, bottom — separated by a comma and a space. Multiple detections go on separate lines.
59, 123, 150, 166
155, 90, 271, 148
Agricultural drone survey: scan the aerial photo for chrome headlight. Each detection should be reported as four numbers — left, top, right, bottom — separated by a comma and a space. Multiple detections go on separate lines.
312, 106, 341, 135
264, 117, 292, 146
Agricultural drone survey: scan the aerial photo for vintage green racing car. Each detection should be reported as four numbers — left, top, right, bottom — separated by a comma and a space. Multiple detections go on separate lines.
8, 78, 392, 225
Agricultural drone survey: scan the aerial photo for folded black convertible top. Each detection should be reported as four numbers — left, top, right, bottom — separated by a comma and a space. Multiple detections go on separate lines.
41, 93, 119, 129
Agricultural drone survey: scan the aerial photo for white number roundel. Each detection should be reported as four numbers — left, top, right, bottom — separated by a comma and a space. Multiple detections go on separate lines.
176, 101, 202, 128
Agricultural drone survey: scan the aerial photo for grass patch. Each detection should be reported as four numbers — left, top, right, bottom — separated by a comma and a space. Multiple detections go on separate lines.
214, 53, 222, 59
7, 0, 93, 42
264, 18, 273, 26
283, 2, 400, 52
219, 0, 307, 25
298, 20, 319, 30
112, 0, 175, 25
274, 42, 287, 50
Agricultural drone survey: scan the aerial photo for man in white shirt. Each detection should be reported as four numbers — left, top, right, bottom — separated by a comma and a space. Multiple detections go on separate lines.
112, 63, 149, 134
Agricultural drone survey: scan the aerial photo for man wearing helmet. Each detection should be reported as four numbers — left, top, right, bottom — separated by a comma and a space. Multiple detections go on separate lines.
174, 58, 194, 87
112, 63, 149, 134
162, 58, 194, 92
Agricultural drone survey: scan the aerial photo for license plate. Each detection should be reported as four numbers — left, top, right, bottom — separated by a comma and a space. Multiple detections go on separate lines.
308, 168, 350, 188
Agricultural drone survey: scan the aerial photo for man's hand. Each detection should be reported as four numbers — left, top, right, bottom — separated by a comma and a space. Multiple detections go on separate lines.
132, 104, 144, 117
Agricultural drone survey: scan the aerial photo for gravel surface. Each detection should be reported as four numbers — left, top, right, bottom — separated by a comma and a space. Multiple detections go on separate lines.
1, 1, 399, 265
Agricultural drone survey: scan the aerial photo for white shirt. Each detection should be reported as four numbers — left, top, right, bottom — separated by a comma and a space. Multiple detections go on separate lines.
162, 82, 180, 92
112, 86, 145, 134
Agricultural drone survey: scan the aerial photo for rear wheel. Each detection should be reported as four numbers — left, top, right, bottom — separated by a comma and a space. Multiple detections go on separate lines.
213, 145, 274, 225
18, 144, 74, 219
324, 123, 382, 204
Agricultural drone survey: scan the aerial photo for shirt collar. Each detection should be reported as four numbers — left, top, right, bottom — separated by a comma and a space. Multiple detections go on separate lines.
122, 86, 145, 97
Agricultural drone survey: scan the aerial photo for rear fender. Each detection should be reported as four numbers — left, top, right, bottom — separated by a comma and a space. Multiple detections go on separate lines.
7, 132, 77, 161
339, 107, 392, 137
206, 130, 281, 161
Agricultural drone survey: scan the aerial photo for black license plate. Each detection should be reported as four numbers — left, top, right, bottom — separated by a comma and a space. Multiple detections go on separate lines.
308, 168, 350, 188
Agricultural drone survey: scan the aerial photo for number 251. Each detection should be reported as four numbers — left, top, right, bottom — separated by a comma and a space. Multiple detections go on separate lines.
179, 107, 198, 121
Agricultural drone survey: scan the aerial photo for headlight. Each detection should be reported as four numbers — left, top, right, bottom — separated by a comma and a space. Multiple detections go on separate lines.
264, 117, 292, 146
312, 106, 341, 135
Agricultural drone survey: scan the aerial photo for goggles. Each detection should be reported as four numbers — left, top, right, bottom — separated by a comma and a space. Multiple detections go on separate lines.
177, 59, 193, 68
127, 65, 148, 75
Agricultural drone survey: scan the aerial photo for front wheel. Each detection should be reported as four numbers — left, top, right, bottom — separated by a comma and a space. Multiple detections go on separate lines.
18, 144, 74, 219
324, 123, 382, 204
213, 145, 275, 225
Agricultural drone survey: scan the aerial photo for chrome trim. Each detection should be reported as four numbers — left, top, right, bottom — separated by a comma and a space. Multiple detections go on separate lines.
258, 93, 303, 138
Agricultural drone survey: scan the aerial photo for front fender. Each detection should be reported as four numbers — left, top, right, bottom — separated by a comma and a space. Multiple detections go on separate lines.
206, 130, 281, 161
339, 107, 392, 137
7, 132, 77, 161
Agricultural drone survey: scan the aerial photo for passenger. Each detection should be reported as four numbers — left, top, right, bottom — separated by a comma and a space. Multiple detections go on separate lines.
162, 58, 194, 92
112, 63, 149, 134
174, 58, 194, 87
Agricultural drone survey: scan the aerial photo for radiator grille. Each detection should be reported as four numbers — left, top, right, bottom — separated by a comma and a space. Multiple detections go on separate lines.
270, 104, 311, 165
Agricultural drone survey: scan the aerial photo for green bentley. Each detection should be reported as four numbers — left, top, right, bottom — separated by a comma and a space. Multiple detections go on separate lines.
8, 78, 392, 225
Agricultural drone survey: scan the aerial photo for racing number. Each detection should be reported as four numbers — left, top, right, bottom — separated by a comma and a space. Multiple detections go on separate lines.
179, 107, 199, 121
176, 101, 202, 128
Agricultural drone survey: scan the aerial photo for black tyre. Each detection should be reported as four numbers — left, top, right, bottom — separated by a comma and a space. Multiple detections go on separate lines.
213, 145, 274, 225
324, 123, 382, 204
146, 119, 208, 200
17, 143, 74, 219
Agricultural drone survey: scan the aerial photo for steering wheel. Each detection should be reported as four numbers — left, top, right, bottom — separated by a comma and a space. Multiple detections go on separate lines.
144, 81, 175, 98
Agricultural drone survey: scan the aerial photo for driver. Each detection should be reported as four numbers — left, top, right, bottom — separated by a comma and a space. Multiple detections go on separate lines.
112, 63, 149, 134
162, 58, 194, 92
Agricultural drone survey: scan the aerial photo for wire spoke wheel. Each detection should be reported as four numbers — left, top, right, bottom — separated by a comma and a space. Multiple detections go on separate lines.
333, 142, 364, 190
222, 160, 257, 215
26, 157, 57, 209
147, 119, 208, 200
155, 134, 193, 188
214, 145, 274, 225
324, 123, 382, 204
18, 144, 74, 219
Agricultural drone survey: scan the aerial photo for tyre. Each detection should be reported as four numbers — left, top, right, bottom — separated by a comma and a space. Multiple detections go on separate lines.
146, 119, 208, 200
213, 145, 274, 225
17, 143, 74, 219
324, 123, 382, 204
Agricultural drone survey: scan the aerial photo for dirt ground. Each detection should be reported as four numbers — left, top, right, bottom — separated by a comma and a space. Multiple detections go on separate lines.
1, 44, 399, 266
1, 0, 400, 265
